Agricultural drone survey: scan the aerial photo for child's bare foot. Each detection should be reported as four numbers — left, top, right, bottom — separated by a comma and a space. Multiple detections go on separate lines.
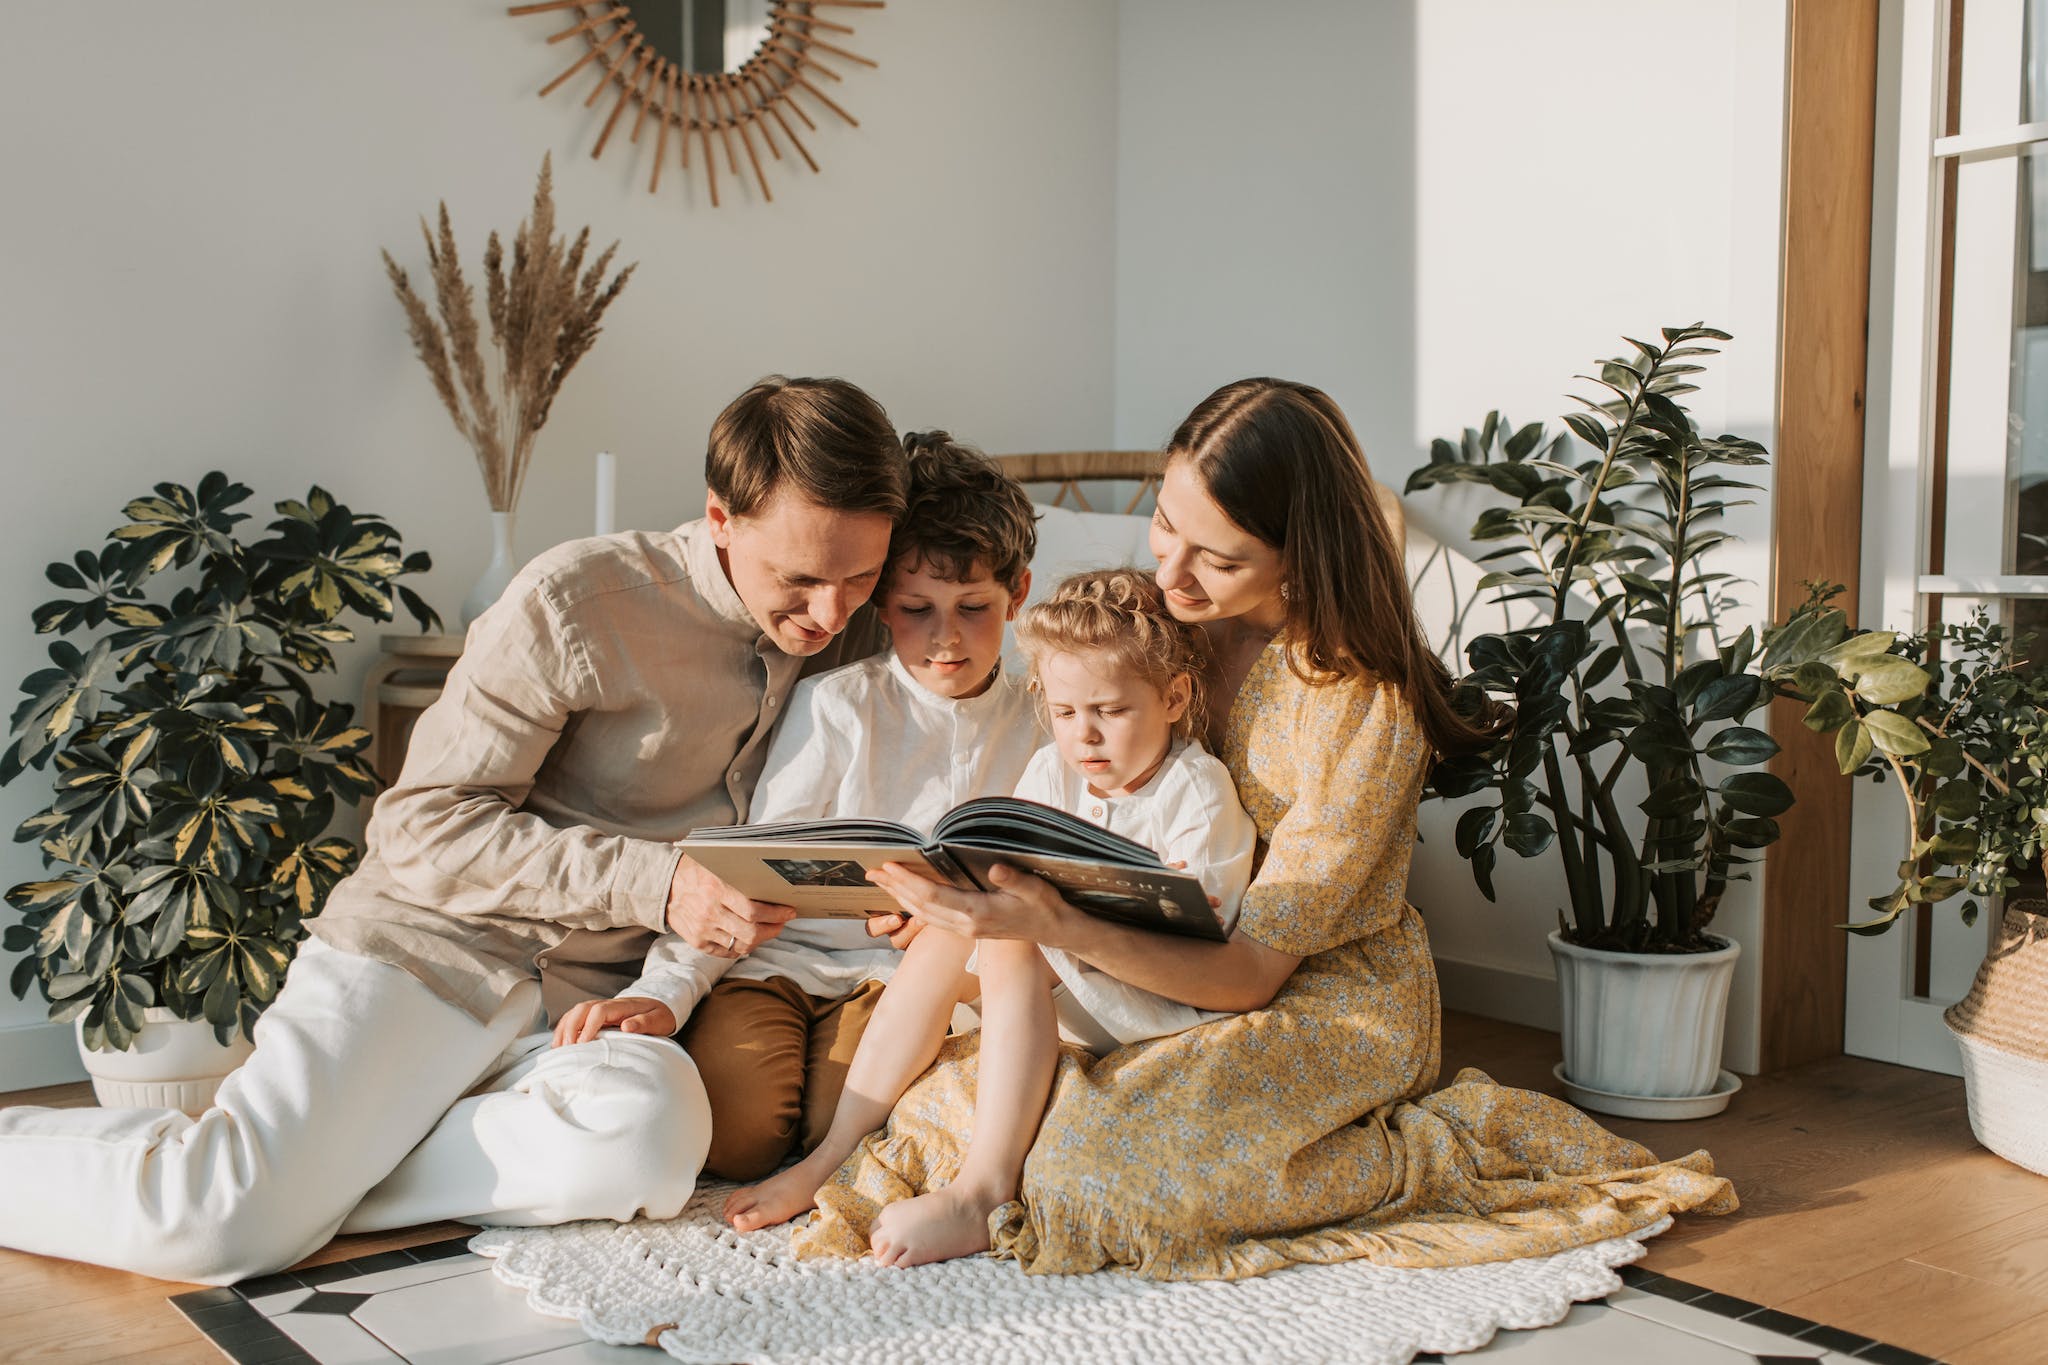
869, 1182, 1005, 1267
724, 1152, 835, 1231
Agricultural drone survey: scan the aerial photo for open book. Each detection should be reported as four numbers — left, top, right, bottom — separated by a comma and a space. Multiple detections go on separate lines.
680, 796, 1229, 941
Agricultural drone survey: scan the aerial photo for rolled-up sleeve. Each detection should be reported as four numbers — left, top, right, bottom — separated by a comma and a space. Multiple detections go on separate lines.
365, 576, 682, 934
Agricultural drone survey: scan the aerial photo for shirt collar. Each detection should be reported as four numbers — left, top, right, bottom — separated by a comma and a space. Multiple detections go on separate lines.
679, 517, 763, 635
884, 650, 1017, 715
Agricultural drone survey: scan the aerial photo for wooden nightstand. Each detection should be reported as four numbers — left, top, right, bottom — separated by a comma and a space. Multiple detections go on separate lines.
361, 633, 465, 784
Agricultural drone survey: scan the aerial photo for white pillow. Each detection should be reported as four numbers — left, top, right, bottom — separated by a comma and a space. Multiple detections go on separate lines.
1024, 503, 1154, 608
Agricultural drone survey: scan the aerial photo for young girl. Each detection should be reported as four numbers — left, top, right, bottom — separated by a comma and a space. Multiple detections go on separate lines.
725, 568, 1256, 1265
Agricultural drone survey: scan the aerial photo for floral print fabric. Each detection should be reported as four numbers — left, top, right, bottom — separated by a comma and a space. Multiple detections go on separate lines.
793, 642, 1737, 1279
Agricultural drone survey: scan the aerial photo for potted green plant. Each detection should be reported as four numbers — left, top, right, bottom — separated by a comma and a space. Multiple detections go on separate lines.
1, 473, 436, 1111
1764, 592, 2048, 1174
1411, 323, 1784, 1118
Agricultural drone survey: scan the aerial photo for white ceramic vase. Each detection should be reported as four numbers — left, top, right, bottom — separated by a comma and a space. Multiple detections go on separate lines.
76, 1008, 256, 1116
461, 510, 520, 626
1547, 931, 1740, 1118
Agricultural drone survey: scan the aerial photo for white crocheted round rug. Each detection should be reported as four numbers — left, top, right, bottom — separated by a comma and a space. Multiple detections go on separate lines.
471, 1182, 1667, 1364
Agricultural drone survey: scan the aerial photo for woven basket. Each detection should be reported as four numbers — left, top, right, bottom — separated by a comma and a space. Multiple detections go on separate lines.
1943, 901, 2048, 1176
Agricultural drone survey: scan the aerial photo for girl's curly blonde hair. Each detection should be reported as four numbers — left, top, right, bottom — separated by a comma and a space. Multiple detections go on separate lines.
1013, 568, 1208, 739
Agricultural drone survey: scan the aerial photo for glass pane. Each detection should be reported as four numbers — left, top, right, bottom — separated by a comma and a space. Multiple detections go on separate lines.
2006, 144, 2048, 587
2000, 85, 2048, 901
2031, 0, 2048, 123
2005, 135, 2048, 903
1955, 0, 2027, 135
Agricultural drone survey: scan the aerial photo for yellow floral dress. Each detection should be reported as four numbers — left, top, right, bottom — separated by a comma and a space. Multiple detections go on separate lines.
793, 641, 1737, 1279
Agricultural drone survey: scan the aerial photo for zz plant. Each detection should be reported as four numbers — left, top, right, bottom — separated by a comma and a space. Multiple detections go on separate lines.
1412, 324, 1789, 953
0, 474, 437, 1050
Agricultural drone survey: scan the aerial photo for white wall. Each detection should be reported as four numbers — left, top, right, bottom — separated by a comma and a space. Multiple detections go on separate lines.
1, 0, 1801, 1090
1112, 0, 1419, 458
0, 1, 1120, 1088
1115, 0, 1788, 1073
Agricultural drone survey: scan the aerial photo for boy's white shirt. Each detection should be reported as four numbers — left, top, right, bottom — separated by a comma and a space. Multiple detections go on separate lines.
1018, 737, 1258, 1050
626, 650, 1043, 1020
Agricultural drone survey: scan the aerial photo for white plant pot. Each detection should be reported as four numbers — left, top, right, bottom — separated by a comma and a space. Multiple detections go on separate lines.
76, 1008, 255, 1116
1942, 904, 2048, 1175
1948, 1025, 2048, 1177
1548, 931, 1741, 1118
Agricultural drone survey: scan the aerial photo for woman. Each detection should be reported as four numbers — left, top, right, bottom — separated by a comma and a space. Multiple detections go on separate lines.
797, 379, 1736, 1278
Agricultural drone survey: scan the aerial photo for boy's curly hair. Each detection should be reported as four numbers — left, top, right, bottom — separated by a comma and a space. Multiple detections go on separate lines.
1013, 568, 1208, 740
886, 432, 1038, 593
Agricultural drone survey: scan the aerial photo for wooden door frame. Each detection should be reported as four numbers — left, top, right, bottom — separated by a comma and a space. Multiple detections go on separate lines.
1762, 0, 1882, 1070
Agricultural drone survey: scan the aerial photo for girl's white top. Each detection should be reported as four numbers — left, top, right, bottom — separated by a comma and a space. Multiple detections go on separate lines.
1016, 737, 1258, 1051
626, 650, 1043, 1016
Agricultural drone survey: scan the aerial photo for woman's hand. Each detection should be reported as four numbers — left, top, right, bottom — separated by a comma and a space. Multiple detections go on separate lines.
866, 862, 1078, 947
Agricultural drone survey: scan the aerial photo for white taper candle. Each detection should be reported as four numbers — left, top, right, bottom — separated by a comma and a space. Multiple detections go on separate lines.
594, 450, 617, 536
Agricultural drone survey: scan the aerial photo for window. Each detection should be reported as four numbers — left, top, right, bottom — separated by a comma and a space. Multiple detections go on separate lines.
1855, 0, 2048, 1069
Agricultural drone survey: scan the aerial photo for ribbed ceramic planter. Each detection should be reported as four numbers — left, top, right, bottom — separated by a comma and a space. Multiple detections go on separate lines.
1943, 902, 2048, 1176
1548, 931, 1739, 1113
76, 1008, 255, 1116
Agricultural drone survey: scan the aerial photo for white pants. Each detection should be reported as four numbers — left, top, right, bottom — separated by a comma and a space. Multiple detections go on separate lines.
0, 939, 710, 1284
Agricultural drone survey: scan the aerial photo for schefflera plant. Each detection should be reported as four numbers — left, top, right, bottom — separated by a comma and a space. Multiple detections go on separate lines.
0, 474, 437, 1049
1413, 324, 1790, 953
1765, 592, 2048, 932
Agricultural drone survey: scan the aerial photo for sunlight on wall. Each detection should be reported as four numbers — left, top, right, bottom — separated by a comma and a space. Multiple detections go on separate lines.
1407, 0, 1789, 1072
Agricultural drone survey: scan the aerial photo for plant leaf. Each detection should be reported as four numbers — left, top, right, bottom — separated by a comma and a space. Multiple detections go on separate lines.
1835, 720, 1873, 773
1862, 710, 1931, 757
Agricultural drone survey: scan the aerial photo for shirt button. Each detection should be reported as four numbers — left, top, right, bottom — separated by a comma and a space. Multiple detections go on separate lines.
767, 696, 778, 708
954, 753, 970, 765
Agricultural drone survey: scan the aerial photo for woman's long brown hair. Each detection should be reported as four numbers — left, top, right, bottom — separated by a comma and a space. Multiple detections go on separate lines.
1167, 378, 1500, 759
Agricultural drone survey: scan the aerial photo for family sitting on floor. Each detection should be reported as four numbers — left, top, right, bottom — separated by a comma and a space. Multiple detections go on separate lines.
0, 375, 1736, 1287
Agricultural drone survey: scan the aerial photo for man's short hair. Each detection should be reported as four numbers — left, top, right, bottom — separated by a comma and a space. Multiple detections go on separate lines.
887, 432, 1038, 591
706, 376, 907, 519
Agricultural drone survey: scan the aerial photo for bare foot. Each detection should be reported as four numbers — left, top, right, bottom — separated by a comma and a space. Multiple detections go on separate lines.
724, 1152, 836, 1231
869, 1182, 1004, 1267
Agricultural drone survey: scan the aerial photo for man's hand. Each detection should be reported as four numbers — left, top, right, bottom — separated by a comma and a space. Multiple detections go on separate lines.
667, 855, 796, 957
864, 911, 923, 950
553, 996, 679, 1047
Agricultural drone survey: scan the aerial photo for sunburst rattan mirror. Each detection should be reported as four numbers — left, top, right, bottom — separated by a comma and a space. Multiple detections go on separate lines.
507, 0, 883, 207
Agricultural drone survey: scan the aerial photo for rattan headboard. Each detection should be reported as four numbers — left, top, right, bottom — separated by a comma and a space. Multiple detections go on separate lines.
991, 450, 1406, 553
992, 451, 1164, 515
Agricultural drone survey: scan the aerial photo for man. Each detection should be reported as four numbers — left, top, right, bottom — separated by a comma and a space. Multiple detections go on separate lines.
0, 376, 905, 1283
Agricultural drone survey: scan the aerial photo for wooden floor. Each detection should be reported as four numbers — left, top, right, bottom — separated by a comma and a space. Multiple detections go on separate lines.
2, 1010, 2044, 1364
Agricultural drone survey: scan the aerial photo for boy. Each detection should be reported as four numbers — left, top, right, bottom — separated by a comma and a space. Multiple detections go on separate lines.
553, 432, 1042, 1181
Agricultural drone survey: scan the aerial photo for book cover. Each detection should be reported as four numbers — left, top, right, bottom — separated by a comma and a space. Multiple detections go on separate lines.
678, 797, 1227, 940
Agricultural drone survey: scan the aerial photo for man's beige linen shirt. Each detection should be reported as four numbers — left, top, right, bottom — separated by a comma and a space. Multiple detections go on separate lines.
310, 519, 878, 1024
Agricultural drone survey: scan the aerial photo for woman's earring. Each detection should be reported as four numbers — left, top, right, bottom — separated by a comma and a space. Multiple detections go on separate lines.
1279, 581, 1292, 602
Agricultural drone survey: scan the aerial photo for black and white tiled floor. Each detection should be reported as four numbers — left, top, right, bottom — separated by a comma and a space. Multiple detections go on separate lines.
170, 1240, 1948, 1365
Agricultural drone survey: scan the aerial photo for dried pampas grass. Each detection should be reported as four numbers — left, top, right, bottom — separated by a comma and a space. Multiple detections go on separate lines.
382, 155, 635, 513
